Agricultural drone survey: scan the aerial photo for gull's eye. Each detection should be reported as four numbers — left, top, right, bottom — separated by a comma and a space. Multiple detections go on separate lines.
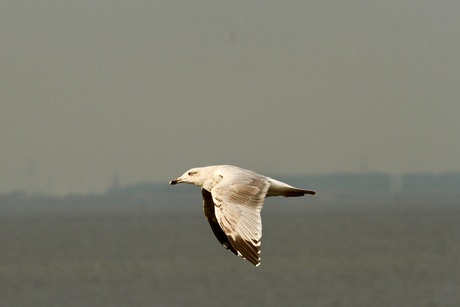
188, 171, 197, 176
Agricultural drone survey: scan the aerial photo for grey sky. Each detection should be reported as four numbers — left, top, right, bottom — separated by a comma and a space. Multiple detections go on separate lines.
1, 1, 460, 194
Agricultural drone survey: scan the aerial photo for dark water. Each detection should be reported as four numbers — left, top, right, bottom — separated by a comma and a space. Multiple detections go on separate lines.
1, 202, 459, 306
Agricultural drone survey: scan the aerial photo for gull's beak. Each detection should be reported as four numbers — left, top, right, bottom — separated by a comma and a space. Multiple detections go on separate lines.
169, 177, 181, 185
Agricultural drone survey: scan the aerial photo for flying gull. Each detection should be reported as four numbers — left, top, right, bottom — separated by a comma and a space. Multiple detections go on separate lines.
169, 165, 316, 266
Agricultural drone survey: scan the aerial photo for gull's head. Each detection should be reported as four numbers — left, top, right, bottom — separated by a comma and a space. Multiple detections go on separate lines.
169, 167, 207, 187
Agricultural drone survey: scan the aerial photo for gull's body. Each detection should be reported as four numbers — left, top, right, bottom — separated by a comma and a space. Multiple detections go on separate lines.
169, 165, 316, 266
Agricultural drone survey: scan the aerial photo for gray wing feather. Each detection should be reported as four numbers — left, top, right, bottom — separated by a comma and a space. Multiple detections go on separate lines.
211, 174, 270, 266
202, 188, 238, 255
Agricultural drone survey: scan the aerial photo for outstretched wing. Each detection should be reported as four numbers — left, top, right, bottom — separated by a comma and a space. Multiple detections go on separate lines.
211, 175, 270, 266
202, 188, 238, 256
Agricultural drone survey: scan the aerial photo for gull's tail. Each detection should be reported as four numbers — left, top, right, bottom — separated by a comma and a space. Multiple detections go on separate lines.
267, 178, 317, 197
280, 187, 317, 197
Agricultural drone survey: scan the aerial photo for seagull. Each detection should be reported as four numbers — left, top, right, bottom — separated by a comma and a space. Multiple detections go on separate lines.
169, 165, 316, 266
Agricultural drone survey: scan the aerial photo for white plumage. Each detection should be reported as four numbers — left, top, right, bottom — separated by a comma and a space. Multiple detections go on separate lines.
169, 165, 316, 266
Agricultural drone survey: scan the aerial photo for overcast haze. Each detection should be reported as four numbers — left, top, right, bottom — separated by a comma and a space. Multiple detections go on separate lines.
2, 1, 460, 195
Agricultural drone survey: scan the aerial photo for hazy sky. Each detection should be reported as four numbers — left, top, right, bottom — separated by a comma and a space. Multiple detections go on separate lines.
2, 1, 460, 194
